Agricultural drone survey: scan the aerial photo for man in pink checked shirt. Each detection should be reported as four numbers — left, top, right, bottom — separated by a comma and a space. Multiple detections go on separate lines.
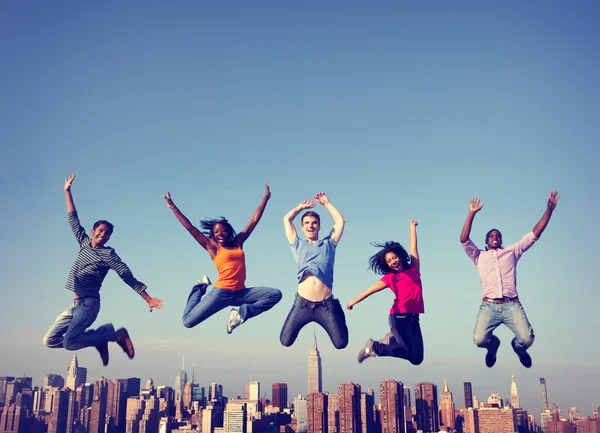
460, 191, 560, 368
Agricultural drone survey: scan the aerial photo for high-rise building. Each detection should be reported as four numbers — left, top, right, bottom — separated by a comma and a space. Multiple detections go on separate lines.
272, 383, 288, 410
338, 383, 361, 433
295, 395, 309, 433
47, 388, 70, 433
44, 374, 65, 389
360, 389, 375, 433
439, 379, 455, 430
0, 376, 15, 406
463, 382, 473, 409
380, 380, 404, 433
175, 357, 188, 401
415, 382, 438, 433
88, 377, 109, 433
403, 387, 411, 408
308, 334, 322, 394
65, 353, 87, 390
540, 378, 549, 412
458, 407, 478, 433
246, 381, 260, 401
510, 374, 520, 409
224, 402, 247, 433
327, 393, 340, 433
477, 407, 517, 433
307, 392, 328, 433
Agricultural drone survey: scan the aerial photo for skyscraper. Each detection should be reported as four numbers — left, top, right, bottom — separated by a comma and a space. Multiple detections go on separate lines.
415, 382, 438, 433
65, 353, 86, 390
540, 378, 549, 411
175, 356, 188, 401
308, 334, 322, 394
247, 381, 260, 400
272, 383, 288, 410
463, 382, 473, 409
360, 389, 375, 433
439, 379, 455, 430
0, 377, 15, 406
307, 392, 328, 433
44, 374, 65, 388
47, 388, 70, 433
380, 380, 404, 433
510, 374, 520, 409
327, 393, 340, 433
295, 395, 309, 433
339, 383, 361, 433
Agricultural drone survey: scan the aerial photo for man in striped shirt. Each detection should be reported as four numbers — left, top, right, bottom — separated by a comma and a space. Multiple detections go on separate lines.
460, 190, 559, 368
42, 174, 163, 366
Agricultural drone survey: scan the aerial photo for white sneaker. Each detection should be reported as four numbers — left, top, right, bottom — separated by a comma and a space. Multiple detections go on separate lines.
197, 275, 212, 286
227, 309, 244, 334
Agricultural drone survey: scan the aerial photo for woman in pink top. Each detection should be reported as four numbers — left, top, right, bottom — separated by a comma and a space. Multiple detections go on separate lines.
347, 219, 424, 365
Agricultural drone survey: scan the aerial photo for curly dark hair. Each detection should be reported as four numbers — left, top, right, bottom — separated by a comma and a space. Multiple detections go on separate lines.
199, 217, 237, 244
93, 220, 114, 235
368, 241, 410, 275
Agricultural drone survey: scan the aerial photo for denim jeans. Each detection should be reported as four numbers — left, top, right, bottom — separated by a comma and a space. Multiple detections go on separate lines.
374, 314, 424, 365
473, 298, 535, 353
280, 293, 349, 349
182, 284, 282, 328
43, 297, 117, 350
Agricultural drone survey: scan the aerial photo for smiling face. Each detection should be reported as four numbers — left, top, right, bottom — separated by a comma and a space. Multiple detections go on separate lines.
90, 224, 112, 248
486, 229, 503, 250
301, 215, 320, 242
384, 251, 405, 272
213, 223, 233, 246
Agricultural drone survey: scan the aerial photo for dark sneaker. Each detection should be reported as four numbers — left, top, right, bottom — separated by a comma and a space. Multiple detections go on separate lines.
115, 328, 135, 359
485, 336, 501, 368
95, 343, 109, 366
358, 339, 376, 363
227, 309, 244, 334
511, 339, 532, 368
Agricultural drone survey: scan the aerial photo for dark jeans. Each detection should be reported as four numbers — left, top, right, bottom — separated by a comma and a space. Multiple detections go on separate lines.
280, 293, 349, 349
375, 314, 424, 365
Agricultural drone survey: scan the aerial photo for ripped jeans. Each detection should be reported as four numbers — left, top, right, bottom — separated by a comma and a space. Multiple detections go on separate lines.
280, 293, 348, 349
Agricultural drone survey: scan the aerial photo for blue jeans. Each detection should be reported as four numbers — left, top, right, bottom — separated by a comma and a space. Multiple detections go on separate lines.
280, 293, 349, 349
473, 298, 535, 354
43, 297, 117, 350
182, 284, 282, 328
374, 314, 424, 365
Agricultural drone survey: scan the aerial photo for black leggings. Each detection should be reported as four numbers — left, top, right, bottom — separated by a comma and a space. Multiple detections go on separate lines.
375, 314, 424, 365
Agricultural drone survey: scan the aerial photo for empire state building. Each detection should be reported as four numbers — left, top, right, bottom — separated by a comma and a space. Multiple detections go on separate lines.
308, 333, 322, 394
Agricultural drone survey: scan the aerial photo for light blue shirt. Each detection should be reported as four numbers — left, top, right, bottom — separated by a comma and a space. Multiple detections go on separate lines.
290, 235, 337, 289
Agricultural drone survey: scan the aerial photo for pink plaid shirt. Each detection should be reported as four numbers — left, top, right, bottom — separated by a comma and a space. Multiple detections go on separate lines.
462, 231, 538, 299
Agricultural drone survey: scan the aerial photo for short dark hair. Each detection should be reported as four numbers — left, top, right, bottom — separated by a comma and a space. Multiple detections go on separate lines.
93, 220, 114, 235
301, 211, 320, 225
368, 241, 410, 275
200, 217, 237, 243
485, 228, 502, 244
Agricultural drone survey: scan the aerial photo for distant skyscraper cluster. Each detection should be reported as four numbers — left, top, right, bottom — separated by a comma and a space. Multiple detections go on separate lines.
1, 345, 598, 433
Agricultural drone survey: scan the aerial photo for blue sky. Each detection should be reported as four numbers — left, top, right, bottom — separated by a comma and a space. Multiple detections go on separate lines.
1, 0, 599, 419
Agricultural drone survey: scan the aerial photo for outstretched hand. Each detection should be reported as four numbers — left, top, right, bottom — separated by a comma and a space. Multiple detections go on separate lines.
547, 190, 560, 211
148, 297, 164, 312
314, 192, 329, 205
64, 173, 76, 192
163, 192, 175, 209
469, 198, 484, 213
298, 200, 316, 210
264, 183, 271, 200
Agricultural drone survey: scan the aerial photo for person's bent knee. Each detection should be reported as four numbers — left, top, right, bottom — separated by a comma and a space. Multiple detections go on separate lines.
473, 334, 487, 348
62, 337, 78, 351
521, 333, 535, 349
280, 334, 294, 347
410, 356, 424, 366
333, 338, 348, 350
272, 290, 283, 303
42, 335, 59, 348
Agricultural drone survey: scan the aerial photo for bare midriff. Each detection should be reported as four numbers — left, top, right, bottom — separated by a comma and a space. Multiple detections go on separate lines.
298, 272, 332, 302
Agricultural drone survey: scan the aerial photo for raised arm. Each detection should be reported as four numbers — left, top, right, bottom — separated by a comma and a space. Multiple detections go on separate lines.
163, 192, 216, 255
532, 190, 560, 238
283, 200, 315, 244
346, 281, 388, 310
460, 198, 484, 243
236, 183, 271, 246
409, 219, 420, 271
64, 173, 77, 213
314, 192, 345, 244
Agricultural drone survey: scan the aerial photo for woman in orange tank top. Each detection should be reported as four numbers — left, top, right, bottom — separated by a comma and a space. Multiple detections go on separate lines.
163, 184, 282, 334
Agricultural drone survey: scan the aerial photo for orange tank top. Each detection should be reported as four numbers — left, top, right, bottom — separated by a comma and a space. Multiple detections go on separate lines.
213, 245, 246, 290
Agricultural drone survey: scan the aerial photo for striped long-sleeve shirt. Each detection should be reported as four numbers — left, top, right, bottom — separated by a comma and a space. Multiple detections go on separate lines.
461, 231, 538, 299
65, 212, 147, 297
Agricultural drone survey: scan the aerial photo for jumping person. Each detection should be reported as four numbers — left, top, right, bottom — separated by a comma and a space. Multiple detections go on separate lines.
280, 193, 348, 349
163, 184, 282, 334
347, 219, 424, 365
460, 191, 560, 368
43, 174, 164, 366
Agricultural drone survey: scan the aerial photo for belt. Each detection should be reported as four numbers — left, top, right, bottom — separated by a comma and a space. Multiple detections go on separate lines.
482, 296, 518, 304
